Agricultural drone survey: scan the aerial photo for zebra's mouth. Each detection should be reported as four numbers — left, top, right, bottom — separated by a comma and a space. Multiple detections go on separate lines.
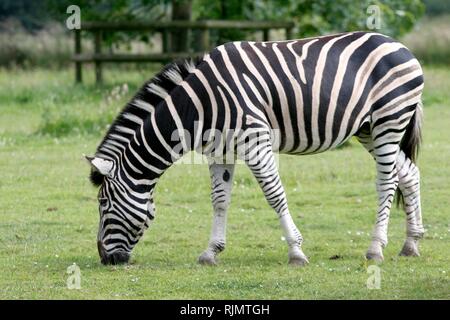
98, 241, 130, 265
101, 250, 130, 265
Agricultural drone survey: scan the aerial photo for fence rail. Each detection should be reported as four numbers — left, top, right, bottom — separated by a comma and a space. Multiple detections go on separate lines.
72, 20, 295, 84
80, 20, 295, 30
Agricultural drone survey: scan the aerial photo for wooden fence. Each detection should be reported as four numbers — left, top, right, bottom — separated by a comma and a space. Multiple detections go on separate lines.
72, 20, 295, 84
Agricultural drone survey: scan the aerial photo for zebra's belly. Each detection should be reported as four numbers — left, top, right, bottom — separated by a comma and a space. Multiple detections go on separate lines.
272, 123, 362, 156
278, 139, 350, 155
275, 141, 344, 155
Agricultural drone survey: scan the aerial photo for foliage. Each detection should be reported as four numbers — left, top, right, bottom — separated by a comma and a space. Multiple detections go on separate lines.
45, 0, 171, 46
0, 0, 52, 31
297, 0, 424, 38
44, 0, 425, 45
194, 0, 425, 40
45, 0, 170, 22
423, 0, 450, 16
192, 0, 248, 45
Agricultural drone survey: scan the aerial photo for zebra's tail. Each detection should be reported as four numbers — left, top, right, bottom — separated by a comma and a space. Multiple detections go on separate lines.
395, 101, 424, 207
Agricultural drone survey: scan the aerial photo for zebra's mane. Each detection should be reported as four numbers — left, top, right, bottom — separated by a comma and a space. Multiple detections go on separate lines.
91, 56, 203, 186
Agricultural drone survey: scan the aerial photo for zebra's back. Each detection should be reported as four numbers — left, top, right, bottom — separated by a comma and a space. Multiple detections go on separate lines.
208, 32, 423, 155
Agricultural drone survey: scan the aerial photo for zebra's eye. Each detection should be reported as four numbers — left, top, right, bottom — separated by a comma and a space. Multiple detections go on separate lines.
99, 198, 108, 207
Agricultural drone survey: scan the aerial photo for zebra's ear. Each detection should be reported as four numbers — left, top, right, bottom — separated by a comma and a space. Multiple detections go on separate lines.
84, 155, 114, 176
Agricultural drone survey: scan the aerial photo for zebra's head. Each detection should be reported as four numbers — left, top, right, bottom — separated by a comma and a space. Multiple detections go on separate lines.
86, 155, 154, 265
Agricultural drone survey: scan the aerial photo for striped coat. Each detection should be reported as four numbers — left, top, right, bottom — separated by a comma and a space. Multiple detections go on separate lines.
88, 31, 424, 265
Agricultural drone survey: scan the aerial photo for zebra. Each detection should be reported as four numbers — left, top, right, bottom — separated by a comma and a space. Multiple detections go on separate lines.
86, 31, 424, 266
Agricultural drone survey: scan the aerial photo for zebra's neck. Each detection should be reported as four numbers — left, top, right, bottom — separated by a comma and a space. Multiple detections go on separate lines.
95, 119, 170, 198
95, 57, 206, 198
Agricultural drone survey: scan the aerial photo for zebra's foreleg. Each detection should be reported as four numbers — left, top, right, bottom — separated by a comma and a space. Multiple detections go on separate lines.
396, 151, 424, 257
239, 132, 308, 266
198, 162, 235, 266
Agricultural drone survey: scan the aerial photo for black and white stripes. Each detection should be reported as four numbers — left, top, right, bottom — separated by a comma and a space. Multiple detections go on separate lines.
87, 31, 424, 265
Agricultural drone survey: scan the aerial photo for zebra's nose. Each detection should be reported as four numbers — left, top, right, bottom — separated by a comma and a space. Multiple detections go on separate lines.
97, 241, 130, 265
110, 251, 130, 265
102, 251, 130, 265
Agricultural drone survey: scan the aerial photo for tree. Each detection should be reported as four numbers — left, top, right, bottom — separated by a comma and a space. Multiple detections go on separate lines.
422, 0, 450, 16
46, 0, 171, 47
193, 0, 248, 45
0, 0, 52, 31
171, 0, 193, 52
194, 0, 425, 40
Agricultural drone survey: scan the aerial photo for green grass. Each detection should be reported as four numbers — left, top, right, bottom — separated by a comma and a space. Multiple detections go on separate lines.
0, 66, 449, 299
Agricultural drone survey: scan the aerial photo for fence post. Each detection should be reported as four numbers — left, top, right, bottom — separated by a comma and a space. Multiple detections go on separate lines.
74, 29, 82, 83
263, 29, 269, 41
199, 28, 209, 52
94, 31, 103, 84
286, 26, 294, 40
162, 29, 171, 53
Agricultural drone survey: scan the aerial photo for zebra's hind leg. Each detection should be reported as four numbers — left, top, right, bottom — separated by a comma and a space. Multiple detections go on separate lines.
238, 130, 308, 266
356, 123, 400, 262
198, 161, 235, 266
396, 151, 424, 257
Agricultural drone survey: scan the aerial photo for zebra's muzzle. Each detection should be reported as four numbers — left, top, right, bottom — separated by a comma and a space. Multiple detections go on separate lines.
98, 241, 130, 265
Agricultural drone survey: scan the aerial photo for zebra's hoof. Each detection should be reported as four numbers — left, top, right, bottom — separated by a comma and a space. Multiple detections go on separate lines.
399, 240, 420, 257
288, 255, 309, 267
198, 251, 217, 266
365, 251, 384, 262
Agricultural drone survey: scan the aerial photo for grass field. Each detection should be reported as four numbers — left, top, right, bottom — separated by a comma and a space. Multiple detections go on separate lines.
0, 65, 449, 299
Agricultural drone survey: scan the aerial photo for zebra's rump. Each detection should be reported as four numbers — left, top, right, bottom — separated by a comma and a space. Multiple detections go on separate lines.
210, 32, 423, 155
